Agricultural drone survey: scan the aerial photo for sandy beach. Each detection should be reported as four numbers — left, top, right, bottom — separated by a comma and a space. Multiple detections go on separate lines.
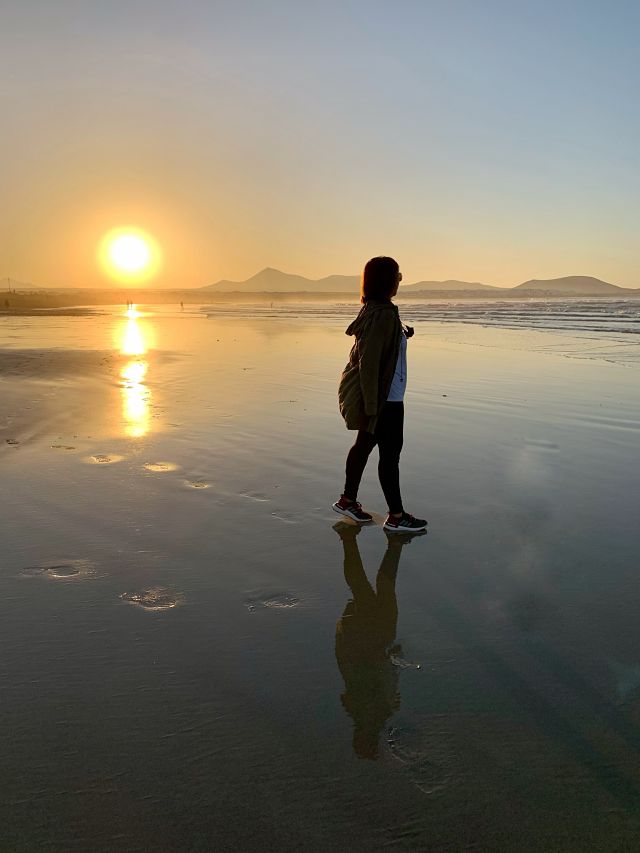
2, 304, 640, 851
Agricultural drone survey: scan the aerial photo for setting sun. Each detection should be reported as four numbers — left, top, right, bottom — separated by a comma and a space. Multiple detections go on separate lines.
99, 227, 161, 283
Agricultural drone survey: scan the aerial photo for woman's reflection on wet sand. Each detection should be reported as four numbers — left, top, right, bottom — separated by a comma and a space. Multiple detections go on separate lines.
334, 522, 426, 759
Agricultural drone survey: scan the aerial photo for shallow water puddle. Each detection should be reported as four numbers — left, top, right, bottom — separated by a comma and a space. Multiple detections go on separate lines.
143, 461, 180, 473
83, 453, 124, 464
19, 559, 95, 581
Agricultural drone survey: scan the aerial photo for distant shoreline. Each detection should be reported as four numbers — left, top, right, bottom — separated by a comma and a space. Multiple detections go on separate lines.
0, 306, 99, 316
2, 289, 640, 314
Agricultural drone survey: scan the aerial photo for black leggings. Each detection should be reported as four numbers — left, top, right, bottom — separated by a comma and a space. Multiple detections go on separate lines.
343, 402, 404, 514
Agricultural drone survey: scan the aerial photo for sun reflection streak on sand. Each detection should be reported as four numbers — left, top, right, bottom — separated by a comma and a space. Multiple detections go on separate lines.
117, 307, 152, 437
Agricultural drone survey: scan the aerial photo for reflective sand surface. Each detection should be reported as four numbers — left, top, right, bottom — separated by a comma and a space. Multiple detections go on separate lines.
2, 305, 640, 851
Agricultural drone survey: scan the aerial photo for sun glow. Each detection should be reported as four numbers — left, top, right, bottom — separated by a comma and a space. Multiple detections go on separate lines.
99, 227, 161, 283
121, 359, 149, 437
116, 306, 153, 437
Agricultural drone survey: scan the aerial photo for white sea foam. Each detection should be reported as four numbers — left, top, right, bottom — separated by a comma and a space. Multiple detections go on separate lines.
203, 298, 640, 365
204, 297, 640, 334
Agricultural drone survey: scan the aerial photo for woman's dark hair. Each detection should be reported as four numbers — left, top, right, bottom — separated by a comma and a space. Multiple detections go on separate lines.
360, 256, 399, 303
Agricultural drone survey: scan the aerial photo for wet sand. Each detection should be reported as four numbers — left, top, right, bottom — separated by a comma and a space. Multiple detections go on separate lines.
1, 306, 640, 851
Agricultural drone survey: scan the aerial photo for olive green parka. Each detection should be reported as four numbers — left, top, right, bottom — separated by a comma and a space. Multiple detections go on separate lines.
338, 300, 403, 434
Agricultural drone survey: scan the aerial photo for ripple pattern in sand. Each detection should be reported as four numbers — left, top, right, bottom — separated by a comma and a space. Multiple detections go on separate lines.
120, 586, 185, 611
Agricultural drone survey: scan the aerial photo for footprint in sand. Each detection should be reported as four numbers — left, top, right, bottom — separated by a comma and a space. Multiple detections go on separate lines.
270, 510, 300, 524
19, 559, 95, 581
144, 461, 180, 473
120, 587, 185, 612
183, 479, 211, 489
239, 490, 270, 502
524, 438, 560, 451
390, 653, 422, 670
245, 592, 300, 612
51, 444, 76, 451
5, 438, 19, 445
387, 725, 452, 795
84, 454, 124, 465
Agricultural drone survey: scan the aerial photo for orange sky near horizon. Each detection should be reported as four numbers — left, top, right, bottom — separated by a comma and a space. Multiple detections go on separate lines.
1, 3, 639, 290
3, 180, 632, 290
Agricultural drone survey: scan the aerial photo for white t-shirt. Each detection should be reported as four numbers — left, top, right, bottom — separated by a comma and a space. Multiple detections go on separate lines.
386, 332, 407, 402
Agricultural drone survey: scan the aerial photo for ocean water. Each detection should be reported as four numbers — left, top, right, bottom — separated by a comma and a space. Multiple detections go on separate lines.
205, 297, 640, 365
203, 296, 640, 329
1, 304, 640, 851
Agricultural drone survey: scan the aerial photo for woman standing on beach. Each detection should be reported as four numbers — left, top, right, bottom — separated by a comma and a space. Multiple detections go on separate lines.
333, 256, 427, 532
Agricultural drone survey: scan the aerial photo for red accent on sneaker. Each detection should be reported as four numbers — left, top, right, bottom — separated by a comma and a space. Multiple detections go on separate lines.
338, 496, 356, 508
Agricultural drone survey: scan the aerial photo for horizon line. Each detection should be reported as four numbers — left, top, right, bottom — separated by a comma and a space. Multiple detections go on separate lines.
2, 270, 637, 291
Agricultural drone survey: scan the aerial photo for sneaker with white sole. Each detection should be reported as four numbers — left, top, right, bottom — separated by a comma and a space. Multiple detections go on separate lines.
383, 512, 427, 532
332, 496, 373, 523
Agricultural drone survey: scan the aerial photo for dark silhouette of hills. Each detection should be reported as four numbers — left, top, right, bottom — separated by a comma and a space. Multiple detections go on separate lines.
513, 276, 626, 295
402, 279, 500, 293
200, 268, 502, 294
4, 271, 637, 301
201, 268, 638, 295
201, 267, 361, 293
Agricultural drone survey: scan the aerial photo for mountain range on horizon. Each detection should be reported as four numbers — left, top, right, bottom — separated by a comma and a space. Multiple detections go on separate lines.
3, 271, 638, 295
202, 268, 638, 295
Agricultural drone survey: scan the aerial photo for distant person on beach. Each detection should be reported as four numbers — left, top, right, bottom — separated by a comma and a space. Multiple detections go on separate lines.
333, 256, 427, 532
